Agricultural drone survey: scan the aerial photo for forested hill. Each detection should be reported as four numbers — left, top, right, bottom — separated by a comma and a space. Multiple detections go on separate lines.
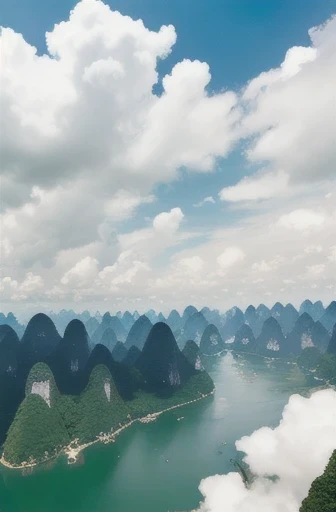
0, 317, 214, 467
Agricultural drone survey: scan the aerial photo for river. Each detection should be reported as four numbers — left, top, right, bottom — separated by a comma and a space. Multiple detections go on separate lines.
0, 353, 313, 512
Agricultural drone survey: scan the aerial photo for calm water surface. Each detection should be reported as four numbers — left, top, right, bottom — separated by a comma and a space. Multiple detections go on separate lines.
0, 353, 310, 512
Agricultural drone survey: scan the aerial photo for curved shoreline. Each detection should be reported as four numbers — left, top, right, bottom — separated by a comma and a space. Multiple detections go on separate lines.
0, 390, 215, 470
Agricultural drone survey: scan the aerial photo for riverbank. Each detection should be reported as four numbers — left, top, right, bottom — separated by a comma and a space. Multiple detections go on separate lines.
1, 390, 215, 470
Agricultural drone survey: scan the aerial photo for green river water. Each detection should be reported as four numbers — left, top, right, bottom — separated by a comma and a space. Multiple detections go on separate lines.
0, 353, 313, 512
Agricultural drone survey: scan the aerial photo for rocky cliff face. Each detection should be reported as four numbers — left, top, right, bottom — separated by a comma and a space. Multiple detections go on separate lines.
255, 317, 286, 356
200, 324, 224, 355
233, 324, 256, 352
25, 362, 60, 407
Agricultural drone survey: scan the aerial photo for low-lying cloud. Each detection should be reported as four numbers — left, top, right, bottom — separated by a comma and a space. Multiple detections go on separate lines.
193, 389, 336, 512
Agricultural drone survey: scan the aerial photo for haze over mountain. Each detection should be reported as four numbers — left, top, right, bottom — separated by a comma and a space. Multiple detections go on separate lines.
287, 313, 330, 355
100, 328, 118, 352
124, 315, 153, 350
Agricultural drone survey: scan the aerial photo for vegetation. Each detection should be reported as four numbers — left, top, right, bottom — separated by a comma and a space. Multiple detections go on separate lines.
128, 371, 214, 419
300, 451, 336, 512
316, 353, 336, 383
3, 394, 69, 466
297, 347, 322, 370
0, 312, 215, 466
76, 365, 129, 443
182, 340, 200, 367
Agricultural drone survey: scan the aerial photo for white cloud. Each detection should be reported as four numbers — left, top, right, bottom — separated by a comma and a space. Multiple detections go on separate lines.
328, 246, 336, 262
61, 256, 99, 286
19, 272, 44, 293
0, 273, 43, 301
153, 207, 184, 233
219, 171, 289, 202
178, 256, 204, 273
241, 16, 336, 187
251, 256, 284, 273
217, 247, 245, 270
194, 389, 336, 512
193, 196, 216, 208
0, 0, 239, 270
0, 0, 239, 208
104, 190, 155, 221
277, 209, 325, 231
99, 250, 150, 289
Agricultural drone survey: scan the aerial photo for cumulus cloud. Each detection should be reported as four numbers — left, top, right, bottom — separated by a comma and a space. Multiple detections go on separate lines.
61, 256, 99, 286
0, 273, 44, 301
0, 0, 239, 236
218, 15, 336, 204
242, 16, 336, 186
0, 0, 241, 283
99, 250, 150, 290
217, 247, 245, 270
194, 389, 336, 512
153, 207, 184, 233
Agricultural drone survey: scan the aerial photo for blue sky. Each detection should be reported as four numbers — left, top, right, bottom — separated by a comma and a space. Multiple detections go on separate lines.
1, 0, 336, 315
